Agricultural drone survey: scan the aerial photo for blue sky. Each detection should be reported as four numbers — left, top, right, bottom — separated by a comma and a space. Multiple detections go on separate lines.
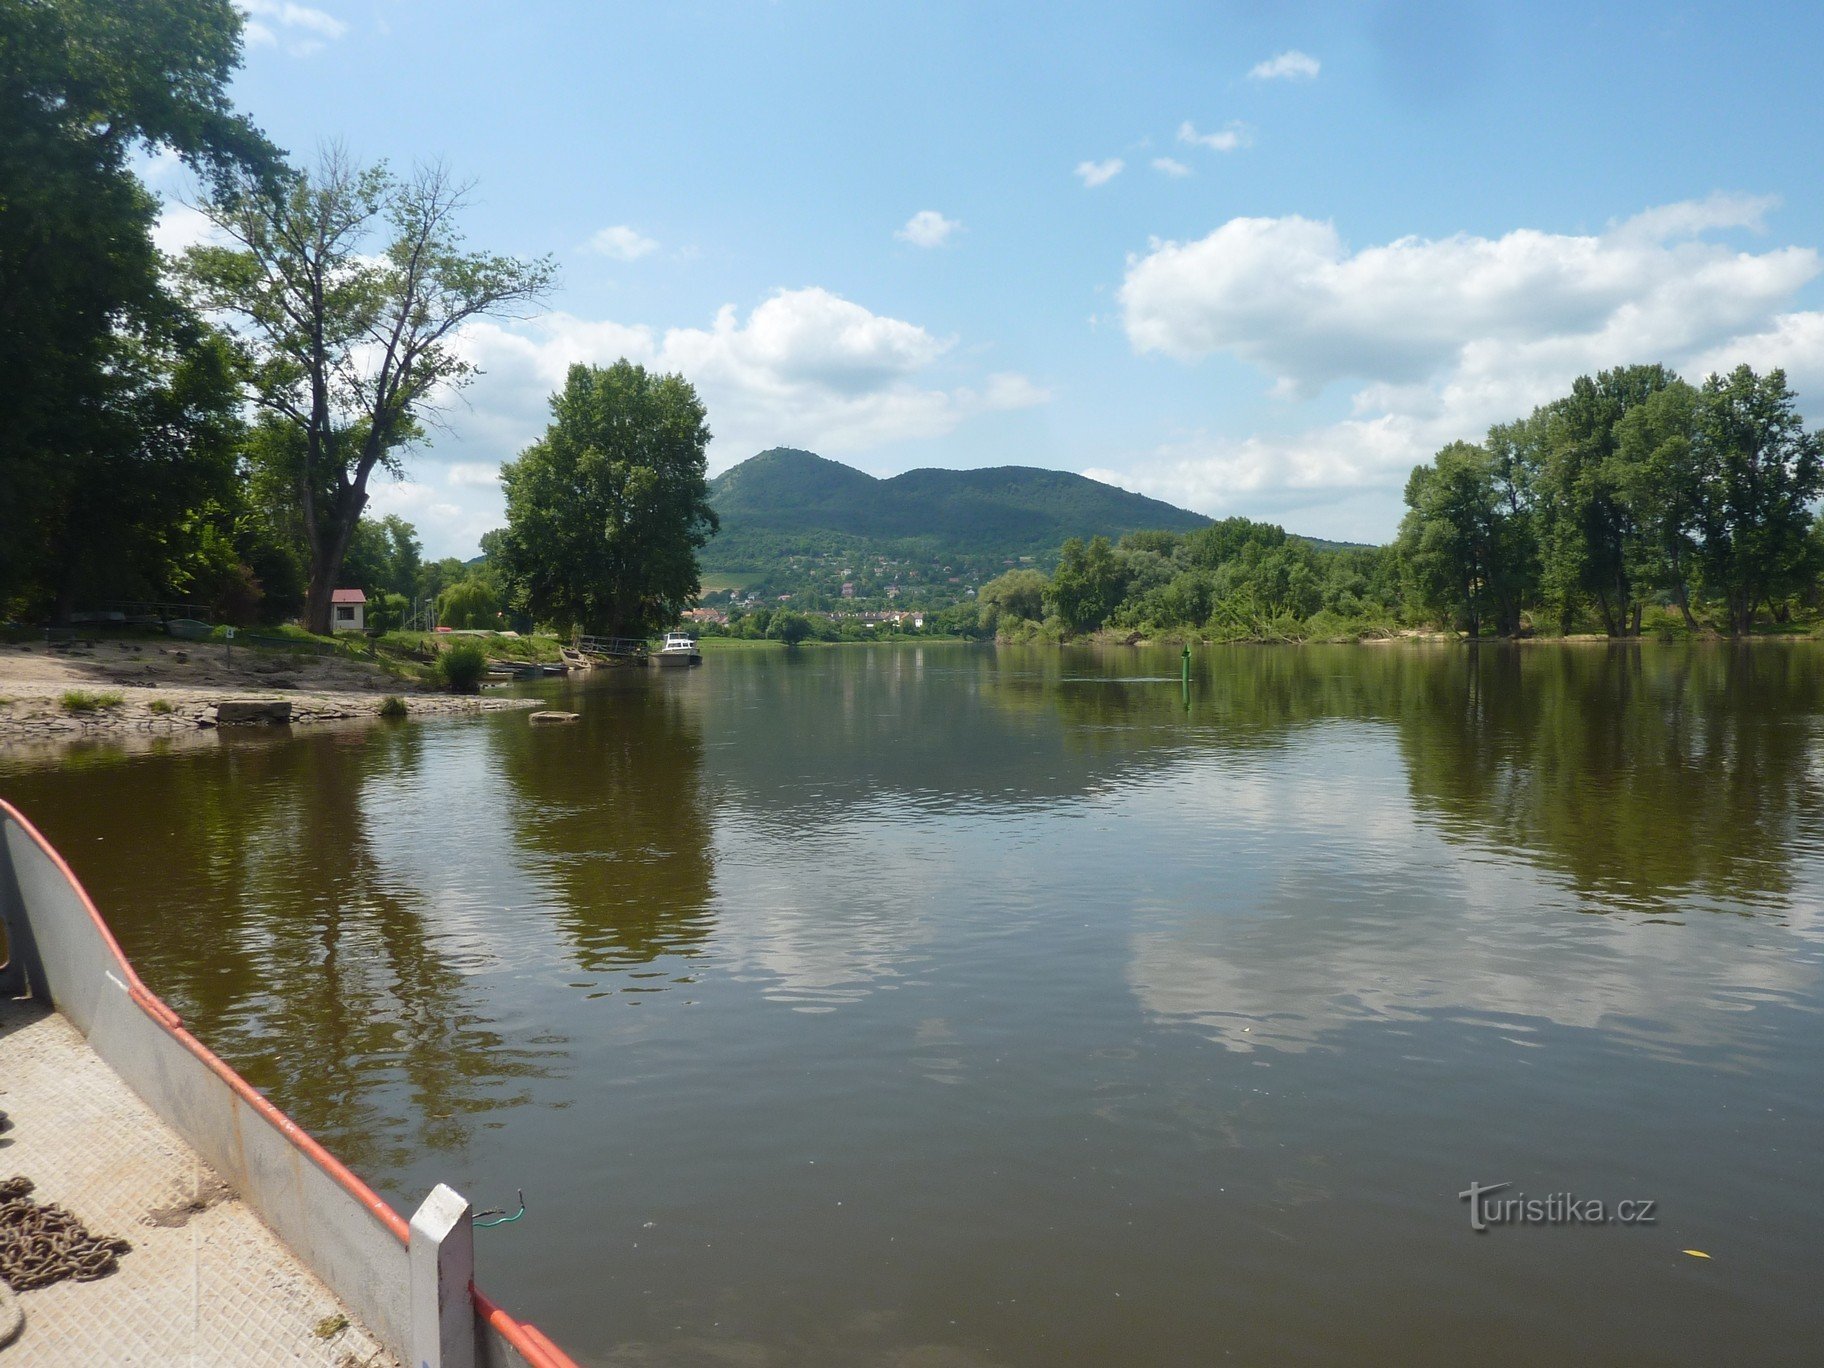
156, 1, 1824, 557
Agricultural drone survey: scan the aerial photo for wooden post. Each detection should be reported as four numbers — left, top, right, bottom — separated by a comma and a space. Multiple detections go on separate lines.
410, 1183, 474, 1368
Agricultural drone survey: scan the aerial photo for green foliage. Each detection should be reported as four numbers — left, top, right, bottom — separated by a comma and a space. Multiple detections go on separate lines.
0, 0, 279, 619
496, 360, 719, 638
1690, 366, 1823, 634
148, 699, 175, 715
1048, 537, 1131, 633
365, 592, 410, 634
978, 568, 1048, 629
1514, 365, 1675, 634
378, 695, 409, 718
61, 690, 124, 713
767, 611, 814, 646
342, 515, 424, 603
186, 150, 554, 632
438, 643, 488, 694
438, 578, 502, 630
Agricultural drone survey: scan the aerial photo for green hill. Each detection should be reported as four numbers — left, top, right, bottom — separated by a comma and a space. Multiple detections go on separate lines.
705, 448, 1213, 569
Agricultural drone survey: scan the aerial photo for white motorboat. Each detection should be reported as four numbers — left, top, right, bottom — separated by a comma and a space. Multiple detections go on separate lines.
655, 631, 703, 667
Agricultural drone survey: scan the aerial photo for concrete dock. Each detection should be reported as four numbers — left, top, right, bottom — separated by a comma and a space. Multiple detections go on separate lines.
1, 998, 396, 1365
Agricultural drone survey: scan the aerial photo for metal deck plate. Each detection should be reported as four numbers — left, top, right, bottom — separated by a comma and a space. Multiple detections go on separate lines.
0, 1000, 397, 1366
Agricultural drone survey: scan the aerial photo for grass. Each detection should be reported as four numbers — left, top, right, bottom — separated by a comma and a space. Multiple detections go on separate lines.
378, 695, 409, 718
148, 699, 175, 715
698, 635, 787, 650
698, 572, 762, 594
60, 689, 124, 712
438, 642, 488, 694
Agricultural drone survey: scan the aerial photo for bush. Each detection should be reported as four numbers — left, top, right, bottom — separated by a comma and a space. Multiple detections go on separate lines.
148, 699, 174, 715
61, 689, 124, 712
378, 695, 409, 718
439, 643, 488, 694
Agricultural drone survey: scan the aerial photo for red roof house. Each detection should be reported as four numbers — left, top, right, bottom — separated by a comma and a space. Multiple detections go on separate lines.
330, 588, 367, 632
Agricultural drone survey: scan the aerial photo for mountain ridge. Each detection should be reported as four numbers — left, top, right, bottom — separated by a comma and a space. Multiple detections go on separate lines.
704, 448, 1216, 568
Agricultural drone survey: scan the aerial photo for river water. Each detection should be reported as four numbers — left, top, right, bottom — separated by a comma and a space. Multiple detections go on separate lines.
4, 643, 1823, 1366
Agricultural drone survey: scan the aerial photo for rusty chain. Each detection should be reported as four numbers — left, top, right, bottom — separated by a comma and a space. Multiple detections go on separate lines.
0, 1177, 133, 1292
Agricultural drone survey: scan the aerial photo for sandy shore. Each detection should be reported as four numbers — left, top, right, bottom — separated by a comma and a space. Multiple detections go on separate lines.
0, 637, 537, 749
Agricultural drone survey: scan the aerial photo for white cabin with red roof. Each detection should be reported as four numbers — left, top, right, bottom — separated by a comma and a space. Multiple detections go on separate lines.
330, 587, 367, 632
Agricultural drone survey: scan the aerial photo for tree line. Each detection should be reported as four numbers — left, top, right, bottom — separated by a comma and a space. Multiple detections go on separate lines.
959, 363, 1823, 642
3, 1, 720, 642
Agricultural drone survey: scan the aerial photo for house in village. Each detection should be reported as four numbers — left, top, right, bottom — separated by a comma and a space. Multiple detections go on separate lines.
330, 588, 367, 632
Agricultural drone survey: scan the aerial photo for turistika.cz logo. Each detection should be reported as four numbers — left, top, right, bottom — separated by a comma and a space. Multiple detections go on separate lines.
1459, 1181, 1658, 1232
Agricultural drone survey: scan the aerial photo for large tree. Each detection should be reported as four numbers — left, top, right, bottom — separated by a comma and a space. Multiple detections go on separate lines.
186, 150, 554, 633
1525, 364, 1678, 636
496, 361, 719, 638
1397, 441, 1532, 637
1047, 536, 1130, 633
1613, 379, 1704, 629
1689, 366, 1822, 634
1, 0, 276, 615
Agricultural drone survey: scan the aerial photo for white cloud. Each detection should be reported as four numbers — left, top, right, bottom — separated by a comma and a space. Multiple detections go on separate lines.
237, 0, 346, 57
446, 463, 502, 488
1248, 50, 1320, 81
1075, 158, 1125, 188
1151, 157, 1192, 178
1177, 120, 1252, 153
896, 210, 962, 248
152, 202, 221, 257
1684, 311, 1824, 397
1108, 197, 1824, 538
585, 225, 658, 261
451, 287, 1049, 477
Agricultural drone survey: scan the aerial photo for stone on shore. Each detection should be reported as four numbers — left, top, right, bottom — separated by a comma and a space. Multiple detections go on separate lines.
215, 700, 292, 726
528, 710, 580, 724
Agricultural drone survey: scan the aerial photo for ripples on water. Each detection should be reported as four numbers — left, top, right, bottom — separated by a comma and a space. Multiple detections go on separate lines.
5, 642, 1824, 1366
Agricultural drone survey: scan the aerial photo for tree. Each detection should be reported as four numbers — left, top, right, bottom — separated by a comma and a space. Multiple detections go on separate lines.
1, 0, 276, 615
1397, 441, 1532, 636
767, 611, 813, 647
187, 149, 554, 633
1689, 366, 1823, 634
1527, 365, 1677, 635
1048, 536, 1130, 633
496, 361, 720, 638
1614, 380, 1704, 629
978, 568, 1048, 624
438, 577, 501, 630
340, 514, 423, 601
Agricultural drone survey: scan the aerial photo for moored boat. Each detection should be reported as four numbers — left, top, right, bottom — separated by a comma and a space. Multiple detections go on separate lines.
654, 632, 702, 667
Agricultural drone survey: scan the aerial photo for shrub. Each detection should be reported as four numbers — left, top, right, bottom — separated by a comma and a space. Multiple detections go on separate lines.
61, 690, 124, 712
378, 695, 409, 718
148, 699, 175, 715
439, 643, 488, 694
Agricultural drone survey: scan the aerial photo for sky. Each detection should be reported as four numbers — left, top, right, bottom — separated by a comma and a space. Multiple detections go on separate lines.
152, 0, 1824, 558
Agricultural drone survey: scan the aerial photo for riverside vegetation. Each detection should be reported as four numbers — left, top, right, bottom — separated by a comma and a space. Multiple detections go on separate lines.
908, 363, 1823, 645
5, 2, 1819, 654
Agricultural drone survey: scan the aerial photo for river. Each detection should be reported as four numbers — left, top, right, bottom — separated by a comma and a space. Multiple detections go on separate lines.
4, 642, 1822, 1366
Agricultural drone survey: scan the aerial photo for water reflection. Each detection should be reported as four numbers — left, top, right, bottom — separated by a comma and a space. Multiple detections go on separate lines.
4, 643, 1824, 1365
491, 677, 715, 977
1391, 644, 1824, 912
1, 725, 558, 1182
1115, 644, 1824, 1064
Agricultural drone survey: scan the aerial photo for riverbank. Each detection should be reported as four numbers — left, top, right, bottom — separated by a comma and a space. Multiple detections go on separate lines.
0, 639, 535, 746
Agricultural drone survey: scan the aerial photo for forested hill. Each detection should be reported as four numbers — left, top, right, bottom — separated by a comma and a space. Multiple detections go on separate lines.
705, 448, 1213, 568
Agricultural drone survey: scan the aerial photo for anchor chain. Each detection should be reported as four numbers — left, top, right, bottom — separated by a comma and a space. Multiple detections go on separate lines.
0, 1177, 133, 1291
